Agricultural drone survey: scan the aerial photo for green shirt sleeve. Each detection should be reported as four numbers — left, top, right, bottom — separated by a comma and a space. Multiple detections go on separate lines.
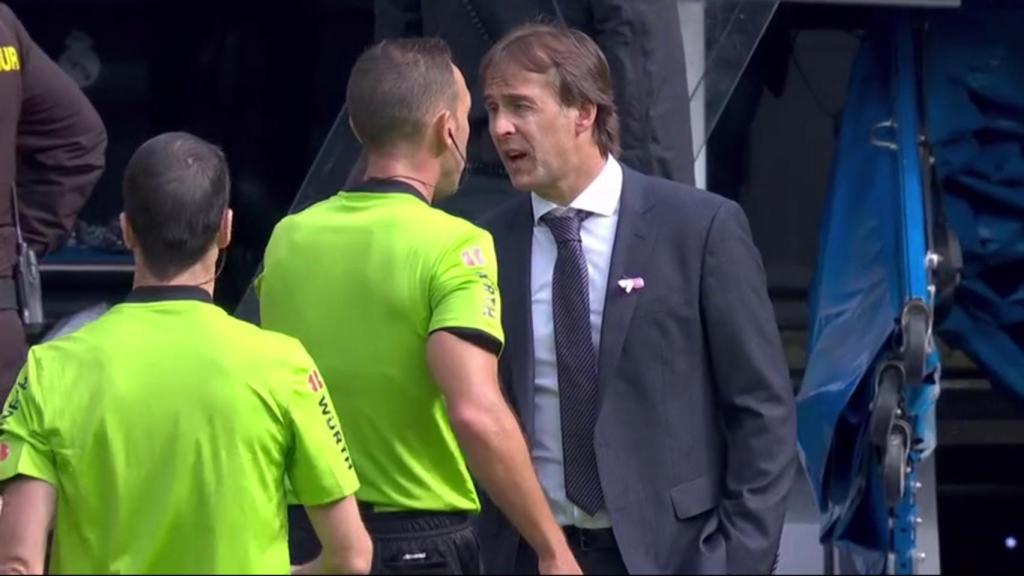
428, 227, 505, 350
284, 351, 360, 506
0, 350, 57, 486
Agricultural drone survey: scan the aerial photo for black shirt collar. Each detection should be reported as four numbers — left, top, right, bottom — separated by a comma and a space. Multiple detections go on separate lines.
349, 178, 430, 205
125, 285, 213, 304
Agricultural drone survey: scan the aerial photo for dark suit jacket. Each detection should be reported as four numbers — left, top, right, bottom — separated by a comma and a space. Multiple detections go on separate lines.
0, 2, 106, 399
477, 166, 797, 574
373, 0, 695, 186
0, 2, 106, 280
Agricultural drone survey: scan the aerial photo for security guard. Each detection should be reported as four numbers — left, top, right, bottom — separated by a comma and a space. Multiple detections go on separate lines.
258, 39, 579, 575
0, 133, 372, 575
0, 3, 107, 400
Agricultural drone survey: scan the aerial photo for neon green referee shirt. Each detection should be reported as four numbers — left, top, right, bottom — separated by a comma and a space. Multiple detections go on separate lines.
0, 286, 359, 574
257, 179, 504, 514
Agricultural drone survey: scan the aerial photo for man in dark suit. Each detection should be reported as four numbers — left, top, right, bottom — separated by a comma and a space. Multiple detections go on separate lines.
476, 23, 797, 574
372, 0, 695, 221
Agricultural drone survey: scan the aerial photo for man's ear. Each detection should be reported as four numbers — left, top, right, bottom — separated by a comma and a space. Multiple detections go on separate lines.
119, 212, 137, 250
575, 101, 598, 137
431, 109, 453, 155
216, 209, 233, 250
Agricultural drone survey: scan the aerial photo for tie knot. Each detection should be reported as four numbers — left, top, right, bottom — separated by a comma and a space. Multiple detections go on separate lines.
541, 207, 590, 243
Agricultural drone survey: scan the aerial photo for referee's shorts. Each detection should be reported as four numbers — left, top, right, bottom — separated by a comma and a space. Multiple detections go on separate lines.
289, 503, 481, 575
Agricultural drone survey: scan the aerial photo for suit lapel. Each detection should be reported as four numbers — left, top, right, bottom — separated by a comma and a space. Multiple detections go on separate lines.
598, 168, 656, 393
496, 197, 537, 437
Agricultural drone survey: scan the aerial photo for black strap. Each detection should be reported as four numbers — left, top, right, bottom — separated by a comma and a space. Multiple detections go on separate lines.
0, 277, 17, 311
10, 182, 24, 248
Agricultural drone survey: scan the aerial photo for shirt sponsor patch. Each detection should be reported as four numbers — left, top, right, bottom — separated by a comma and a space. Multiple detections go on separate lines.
308, 370, 325, 393
461, 247, 486, 268
2, 373, 27, 423
477, 271, 498, 319
318, 395, 353, 470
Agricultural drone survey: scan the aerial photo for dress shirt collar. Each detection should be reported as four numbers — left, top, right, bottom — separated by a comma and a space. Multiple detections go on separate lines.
531, 156, 623, 224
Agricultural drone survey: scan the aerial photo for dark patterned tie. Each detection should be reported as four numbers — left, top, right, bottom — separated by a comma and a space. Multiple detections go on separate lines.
540, 207, 604, 516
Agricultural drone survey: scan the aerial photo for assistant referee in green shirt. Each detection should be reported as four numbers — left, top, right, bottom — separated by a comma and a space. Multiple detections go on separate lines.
0, 132, 372, 575
257, 39, 579, 575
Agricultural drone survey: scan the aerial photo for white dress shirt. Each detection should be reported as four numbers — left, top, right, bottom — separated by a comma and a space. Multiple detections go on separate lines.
530, 156, 622, 529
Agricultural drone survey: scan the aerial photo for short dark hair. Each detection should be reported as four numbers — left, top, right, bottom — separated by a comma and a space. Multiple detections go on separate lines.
122, 132, 230, 280
481, 23, 620, 157
347, 38, 458, 152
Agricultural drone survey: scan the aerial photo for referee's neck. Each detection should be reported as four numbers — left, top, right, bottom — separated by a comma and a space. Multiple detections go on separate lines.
131, 249, 218, 298
363, 152, 439, 204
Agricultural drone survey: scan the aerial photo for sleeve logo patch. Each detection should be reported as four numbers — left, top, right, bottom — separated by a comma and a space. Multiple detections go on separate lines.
0, 443, 9, 462
461, 247, 486, 268
0, 46, 20, 73
318, 396, 353, 470
477, 271, 498, 319
308, 370, 325, 393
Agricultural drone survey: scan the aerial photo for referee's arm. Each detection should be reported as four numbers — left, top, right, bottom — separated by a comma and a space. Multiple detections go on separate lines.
0, 477, 55, 575
284, 359, 371, 576
428, 231, 579, 574
0, 359, 58, 576
426, 332, 577, 573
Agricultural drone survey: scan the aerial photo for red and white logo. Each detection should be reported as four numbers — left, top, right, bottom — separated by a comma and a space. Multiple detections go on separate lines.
308, 371, 325, 393
461, 247, 486, 268
0, 443, 9, 462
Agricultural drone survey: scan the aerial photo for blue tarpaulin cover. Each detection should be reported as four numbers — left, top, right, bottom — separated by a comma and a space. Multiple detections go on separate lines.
926, 7, 1024, 397
798, 22, 903, 552
798, 4, 1023, 556
796, 17, 939, 553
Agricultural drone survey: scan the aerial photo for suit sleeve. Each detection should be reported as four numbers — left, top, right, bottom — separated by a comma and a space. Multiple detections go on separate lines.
590, 0, 695, 185
8, 5, 107, 255
374, 0, 423, 39
700, 200, 797, 574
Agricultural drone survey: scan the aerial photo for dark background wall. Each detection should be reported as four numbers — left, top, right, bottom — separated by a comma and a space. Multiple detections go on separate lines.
8, 0, 375, 308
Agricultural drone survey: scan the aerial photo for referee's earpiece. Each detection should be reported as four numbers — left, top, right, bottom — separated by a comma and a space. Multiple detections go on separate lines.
448, 129, 466, 165
349, 116, 363, 145
448, 129, 468, 193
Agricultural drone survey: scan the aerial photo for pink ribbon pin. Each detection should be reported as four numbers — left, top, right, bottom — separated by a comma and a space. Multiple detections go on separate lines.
617, 277, 645, 294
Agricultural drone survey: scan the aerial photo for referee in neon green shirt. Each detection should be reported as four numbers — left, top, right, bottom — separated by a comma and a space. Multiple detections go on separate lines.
0, 132, 372, 575
258, 39, 579, 575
